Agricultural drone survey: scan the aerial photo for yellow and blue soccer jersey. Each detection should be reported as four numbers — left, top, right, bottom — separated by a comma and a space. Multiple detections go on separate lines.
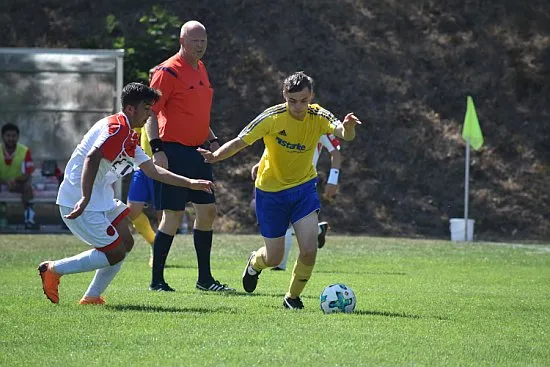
238, 103, 340, 192
134, 127, 153, 157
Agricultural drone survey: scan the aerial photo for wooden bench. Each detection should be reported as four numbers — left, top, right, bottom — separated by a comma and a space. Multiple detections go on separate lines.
0, 189, 58, 204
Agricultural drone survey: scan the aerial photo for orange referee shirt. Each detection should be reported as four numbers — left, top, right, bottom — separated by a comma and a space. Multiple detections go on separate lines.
150, 54, 214, 146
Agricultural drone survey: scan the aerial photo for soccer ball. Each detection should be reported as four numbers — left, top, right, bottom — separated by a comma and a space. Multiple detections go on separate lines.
320, 283, 356, 314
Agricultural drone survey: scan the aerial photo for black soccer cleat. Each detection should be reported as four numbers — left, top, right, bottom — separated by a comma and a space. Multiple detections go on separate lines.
149, 282, 176, 292
283, 296, 304, 310
196, 279, 236, 292
242, 251, 261, 293
270, 266, 286, 271
317, 221, 329, 248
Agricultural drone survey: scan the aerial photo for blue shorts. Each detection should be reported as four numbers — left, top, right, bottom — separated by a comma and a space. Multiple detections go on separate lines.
154, 142, 215, 211
127, 169, 155, 208
255, 178, 320, 238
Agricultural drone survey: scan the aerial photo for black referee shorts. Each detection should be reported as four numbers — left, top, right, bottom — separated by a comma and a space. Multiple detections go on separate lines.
154, 142, 215, 211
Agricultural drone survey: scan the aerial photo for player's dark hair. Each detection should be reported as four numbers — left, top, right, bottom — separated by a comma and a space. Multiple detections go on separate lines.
1, 123, 19, 136
121, 82, 162, 107
282, 71, 314, 94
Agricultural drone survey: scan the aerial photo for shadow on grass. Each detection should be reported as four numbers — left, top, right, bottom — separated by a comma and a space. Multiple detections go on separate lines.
353, 309, 450, 320
164, 264, 196, 269
106, 304, 239, 314
194, 291, 319, 300
315, 270, 407, 276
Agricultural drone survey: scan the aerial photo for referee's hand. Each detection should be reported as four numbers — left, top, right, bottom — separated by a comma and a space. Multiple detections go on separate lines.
197, 147, 217, 164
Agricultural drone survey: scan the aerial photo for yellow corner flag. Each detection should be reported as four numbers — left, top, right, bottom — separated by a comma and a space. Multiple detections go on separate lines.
462, 96, 484, 150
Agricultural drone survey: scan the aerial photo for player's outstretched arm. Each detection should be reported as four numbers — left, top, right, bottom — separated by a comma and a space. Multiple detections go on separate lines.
139, 159, 214, 193
334, 113, 362, 141
64, 148, 103, 219
197, 137, 248, 164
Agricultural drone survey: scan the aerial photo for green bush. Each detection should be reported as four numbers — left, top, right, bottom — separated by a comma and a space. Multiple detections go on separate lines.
106, 6, 181, 84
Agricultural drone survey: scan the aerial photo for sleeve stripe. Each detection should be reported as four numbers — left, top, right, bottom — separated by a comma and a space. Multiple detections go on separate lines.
99, 114, 127, 161
327, 134, 341, 149
155, 66, 178, 78
308, 106, 341, 127
239, 104, 287, 136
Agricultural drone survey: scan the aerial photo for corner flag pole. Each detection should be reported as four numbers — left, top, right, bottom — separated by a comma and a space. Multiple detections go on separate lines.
461, 96, 484, 242
464, 139, 470, 241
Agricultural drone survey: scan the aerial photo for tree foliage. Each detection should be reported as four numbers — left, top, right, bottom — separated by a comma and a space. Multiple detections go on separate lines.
106, 6, 181, 83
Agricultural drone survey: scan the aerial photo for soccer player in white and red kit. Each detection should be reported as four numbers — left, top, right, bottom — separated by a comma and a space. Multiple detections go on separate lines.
37, 83, 214, 305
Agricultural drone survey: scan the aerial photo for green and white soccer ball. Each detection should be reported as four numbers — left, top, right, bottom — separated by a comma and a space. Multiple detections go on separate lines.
320, 283, 356, 314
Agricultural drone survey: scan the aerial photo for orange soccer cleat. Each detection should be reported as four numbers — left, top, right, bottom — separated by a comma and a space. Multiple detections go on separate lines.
37, 261, 61, 304
78, 296, 106, 305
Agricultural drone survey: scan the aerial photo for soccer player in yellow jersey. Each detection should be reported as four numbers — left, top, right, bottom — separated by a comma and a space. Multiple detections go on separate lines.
198, 71, 361, 309
127, 127, 158, 266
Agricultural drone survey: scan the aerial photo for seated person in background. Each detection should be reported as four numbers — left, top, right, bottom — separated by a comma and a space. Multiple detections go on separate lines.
0, 123, 38, 229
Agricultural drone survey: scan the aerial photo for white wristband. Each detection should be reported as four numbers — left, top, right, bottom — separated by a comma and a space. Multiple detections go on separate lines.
327, 168, 339, 185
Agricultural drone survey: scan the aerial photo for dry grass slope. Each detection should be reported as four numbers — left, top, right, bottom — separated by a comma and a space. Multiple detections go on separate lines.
1, 0, 548, 241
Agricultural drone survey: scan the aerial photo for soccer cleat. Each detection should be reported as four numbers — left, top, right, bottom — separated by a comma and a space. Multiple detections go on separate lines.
38, 261, 61, 304
149, 282, 176, 292
271, 266, 286, 271
79, 296, 106, 305
196, 279, 236, 292
242, 251, 261, 293
283, 296, 304, 310
317, 221, 329, 248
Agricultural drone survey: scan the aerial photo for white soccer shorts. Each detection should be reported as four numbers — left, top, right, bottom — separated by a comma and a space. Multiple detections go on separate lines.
60, 199, 130, 250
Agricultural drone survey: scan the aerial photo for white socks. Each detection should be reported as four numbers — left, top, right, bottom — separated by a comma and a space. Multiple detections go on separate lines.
84, 261, 123, 297
53, 249, 110, 275
51, 249, 125, 299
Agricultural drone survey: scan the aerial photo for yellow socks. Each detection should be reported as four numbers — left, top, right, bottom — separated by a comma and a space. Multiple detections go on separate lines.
131, 213, 155, 245
251, 247, 268, 272
286, 259, 314, 299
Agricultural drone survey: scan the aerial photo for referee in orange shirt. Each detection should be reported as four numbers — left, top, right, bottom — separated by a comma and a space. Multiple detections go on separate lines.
145, 20, 234, 292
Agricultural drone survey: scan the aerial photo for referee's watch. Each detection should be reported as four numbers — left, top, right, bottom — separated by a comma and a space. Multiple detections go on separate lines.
208, 137, 219, 144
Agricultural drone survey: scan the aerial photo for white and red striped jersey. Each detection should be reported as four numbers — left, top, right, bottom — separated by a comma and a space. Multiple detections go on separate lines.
312, 133, 340, 168
57, 113, 149, 211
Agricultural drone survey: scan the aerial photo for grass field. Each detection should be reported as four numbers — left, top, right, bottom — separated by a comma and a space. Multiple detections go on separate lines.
1, 234, 549, 366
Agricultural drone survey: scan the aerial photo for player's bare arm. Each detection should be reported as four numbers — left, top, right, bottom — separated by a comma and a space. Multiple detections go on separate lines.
139, 159, 214, 193
197, 137, 248, 164
145, 112, 168, 169
334, 113, 362, 141
6, 172, 30, 190
64, 148, 103, 219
